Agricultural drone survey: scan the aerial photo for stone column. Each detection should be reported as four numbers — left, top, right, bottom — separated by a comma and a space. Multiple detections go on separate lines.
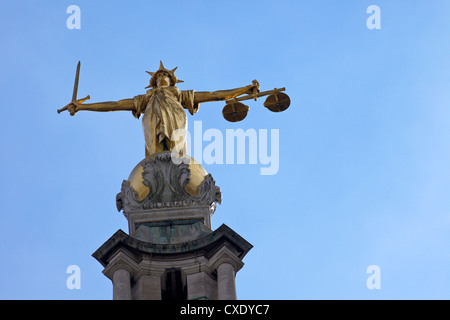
112, 268, 132, 300
217, 263, 237, 300
132, 275, 162, 300
187, 271, 218, 300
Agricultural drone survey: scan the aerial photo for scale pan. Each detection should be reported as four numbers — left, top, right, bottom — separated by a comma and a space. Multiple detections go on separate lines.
222, 102, 249, 122
264, 92, 290, 112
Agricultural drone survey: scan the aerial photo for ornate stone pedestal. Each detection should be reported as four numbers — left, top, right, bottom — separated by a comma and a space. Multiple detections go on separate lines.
93, 153, 252, 300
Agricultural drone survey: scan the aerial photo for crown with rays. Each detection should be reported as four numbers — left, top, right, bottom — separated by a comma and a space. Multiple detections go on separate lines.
145, 61, 184, 89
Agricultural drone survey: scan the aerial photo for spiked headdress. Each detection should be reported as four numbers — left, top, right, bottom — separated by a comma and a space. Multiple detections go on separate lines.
145, 61, 184, 89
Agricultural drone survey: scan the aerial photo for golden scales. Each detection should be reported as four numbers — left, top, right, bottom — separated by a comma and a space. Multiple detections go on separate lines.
222, 86, 290, 122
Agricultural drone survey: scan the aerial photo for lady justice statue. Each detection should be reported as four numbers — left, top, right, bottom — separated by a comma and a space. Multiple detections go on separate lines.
65, 63, 292, 298
58, 61, 264, 157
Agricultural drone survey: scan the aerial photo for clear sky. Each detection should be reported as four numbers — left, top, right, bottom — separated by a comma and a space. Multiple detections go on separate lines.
0, 0, 449, 299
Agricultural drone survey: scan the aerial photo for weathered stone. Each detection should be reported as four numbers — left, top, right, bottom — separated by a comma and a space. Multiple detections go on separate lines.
94, 152, 251, 300
116, 152, 222, 215
93, 225, 252, 300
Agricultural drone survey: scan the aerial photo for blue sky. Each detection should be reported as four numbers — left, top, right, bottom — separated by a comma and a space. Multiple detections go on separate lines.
0, 0, 449, 299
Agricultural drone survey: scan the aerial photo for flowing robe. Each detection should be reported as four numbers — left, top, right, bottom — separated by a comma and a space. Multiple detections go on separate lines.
133, 86, 198, 157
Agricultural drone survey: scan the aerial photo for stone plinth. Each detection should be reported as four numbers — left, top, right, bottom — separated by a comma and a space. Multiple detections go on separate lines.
92, 225, 252, 300
93, 152, 252, 300
115, 152, 222, 244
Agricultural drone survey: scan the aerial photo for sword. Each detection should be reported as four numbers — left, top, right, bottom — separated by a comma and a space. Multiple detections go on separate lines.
57, 61, 90, 114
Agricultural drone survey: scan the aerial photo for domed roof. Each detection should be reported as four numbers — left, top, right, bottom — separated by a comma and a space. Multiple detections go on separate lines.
127, 153, 208, 201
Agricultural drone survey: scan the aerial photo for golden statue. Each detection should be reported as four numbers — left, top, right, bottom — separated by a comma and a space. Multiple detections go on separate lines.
58, 61, 289, 158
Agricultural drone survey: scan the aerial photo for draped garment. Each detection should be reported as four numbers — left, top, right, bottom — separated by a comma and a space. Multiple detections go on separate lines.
133, 86, 198, 157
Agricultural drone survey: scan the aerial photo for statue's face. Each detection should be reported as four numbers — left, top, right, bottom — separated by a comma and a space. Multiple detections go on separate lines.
156, 72, 171, 87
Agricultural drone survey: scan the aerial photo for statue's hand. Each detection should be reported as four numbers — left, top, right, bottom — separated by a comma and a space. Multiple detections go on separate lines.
68, 101, 81, 116
252, 79, 260, 91
247, 79, 260, 95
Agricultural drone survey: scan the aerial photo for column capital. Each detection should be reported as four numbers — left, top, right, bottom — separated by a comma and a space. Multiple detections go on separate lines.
209, 245, 244, 273
103, 248, 138, 280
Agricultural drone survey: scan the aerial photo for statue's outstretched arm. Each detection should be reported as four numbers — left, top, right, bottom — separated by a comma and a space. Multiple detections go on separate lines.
194, 80, 259, 105
65, 98, 135, 116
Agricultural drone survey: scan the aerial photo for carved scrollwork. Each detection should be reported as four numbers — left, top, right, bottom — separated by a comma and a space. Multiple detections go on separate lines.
116, 153, 222, 214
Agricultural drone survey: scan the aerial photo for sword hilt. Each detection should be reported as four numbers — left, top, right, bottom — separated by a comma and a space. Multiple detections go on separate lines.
57, 95, 90, 114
